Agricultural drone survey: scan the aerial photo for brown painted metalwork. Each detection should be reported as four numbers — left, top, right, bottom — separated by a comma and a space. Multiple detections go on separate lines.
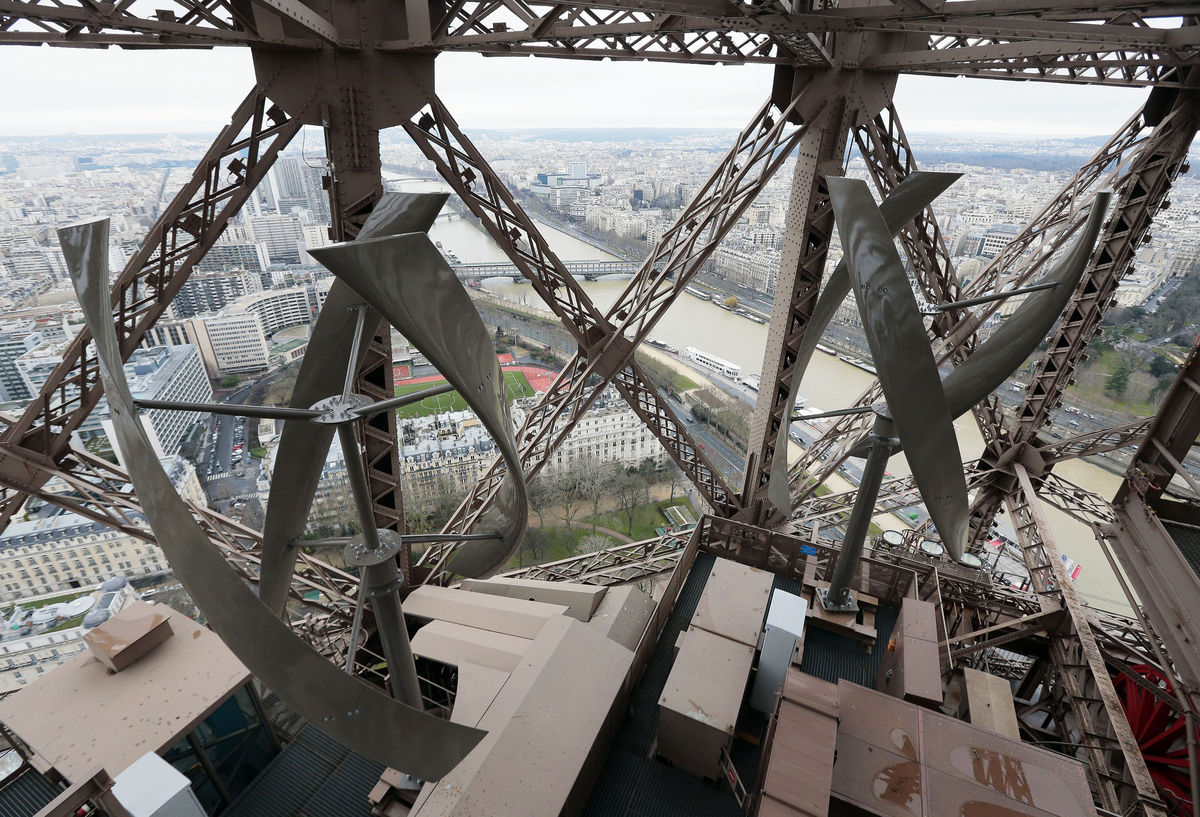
970, 88, 1200, 549
1, 4, 1199, 808
1109, 331, 1200, 693
6, 0, 1199, 88
402, 97, 741, 520
0, 88, 302, 529
746, 111, 848, 518
1010, 464, 1165, 815
420, 90, 818, 580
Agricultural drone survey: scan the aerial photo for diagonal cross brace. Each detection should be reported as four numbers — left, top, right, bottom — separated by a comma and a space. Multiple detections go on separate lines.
402, 96, 744, 521
0, 87, 302, 532
410, 90, 817, 579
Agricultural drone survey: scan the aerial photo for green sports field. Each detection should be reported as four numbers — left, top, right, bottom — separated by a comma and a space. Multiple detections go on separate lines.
393, 370, 535, 419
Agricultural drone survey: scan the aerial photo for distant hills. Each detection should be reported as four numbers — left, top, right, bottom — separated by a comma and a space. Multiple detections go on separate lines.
6, 128, 1194, 173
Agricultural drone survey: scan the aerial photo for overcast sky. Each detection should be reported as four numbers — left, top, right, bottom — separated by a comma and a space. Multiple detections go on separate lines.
0, 45, 1148, 138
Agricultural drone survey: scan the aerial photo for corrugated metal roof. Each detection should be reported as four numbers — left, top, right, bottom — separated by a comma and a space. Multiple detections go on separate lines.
0, 765, 65, 817
221, 724, 383, 817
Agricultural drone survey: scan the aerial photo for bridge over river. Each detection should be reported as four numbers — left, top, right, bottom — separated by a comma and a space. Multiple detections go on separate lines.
449, 259, 639, 281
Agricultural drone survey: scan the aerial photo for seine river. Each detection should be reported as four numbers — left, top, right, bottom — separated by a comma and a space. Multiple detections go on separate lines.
396, 176, 1132, 613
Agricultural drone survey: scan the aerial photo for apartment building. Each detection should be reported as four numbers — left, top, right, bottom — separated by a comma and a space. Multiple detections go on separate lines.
170, 269, 264, 318
0, 513, 168, 601
0, 577, 139, 692
0, 320, 43, 402
518, 390, 667, 473
145, 287, 312, 376
19, 343, 210, 455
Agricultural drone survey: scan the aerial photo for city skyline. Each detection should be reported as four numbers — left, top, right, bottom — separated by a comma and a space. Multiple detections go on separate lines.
1, 47, 1151, 138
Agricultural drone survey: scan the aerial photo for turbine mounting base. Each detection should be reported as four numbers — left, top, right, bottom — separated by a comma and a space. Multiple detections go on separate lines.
816, 586, 860, 613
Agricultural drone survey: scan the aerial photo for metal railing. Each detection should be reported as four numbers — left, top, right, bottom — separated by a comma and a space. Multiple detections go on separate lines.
33, 767, 130, 817
718, 745, 747, 807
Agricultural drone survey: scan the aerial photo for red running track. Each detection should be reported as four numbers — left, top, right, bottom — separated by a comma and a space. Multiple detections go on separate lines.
393, 355, 559, 395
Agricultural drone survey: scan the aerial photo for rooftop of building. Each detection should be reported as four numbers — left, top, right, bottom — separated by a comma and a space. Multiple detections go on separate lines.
0, 575, 133, 644
124, 344, 203, 399
0, 601, 249, 785
0, 506, 117, 545
0, 457, 189, 547
270, 338, 307, 354
15, 340, 198, 396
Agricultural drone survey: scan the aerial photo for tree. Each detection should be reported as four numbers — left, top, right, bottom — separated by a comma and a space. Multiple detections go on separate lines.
1151, 376, 1173, 404
519, 528, 547, 566
577, 458, 618, 532
615, 471, 650, 536
665, 463, 687, 500
526, 476, 554, 528
220, 374, 241, 388
1091, 330, 1115, 355
553, 465, 583, 529
1149, 355, 1177, 378
428, 476, 466, 532
405, 507, 427, 535
1104, 361, 1132, 399
636, 457, 659, 478
575, 533, 612, 555
723, 295, 738, 308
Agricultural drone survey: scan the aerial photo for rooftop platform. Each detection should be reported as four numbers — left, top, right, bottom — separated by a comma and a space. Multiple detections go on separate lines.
579, 547, 905, 813
0, 602, 249, 785
582, 552, 749, 817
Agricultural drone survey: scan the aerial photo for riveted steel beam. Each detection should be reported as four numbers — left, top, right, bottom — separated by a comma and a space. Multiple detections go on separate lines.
402, 96, 742, 528
417, 90, 816, 581
969, 87, 1200, 548
1010, 464, 1166, 817
1041, 417, 1153, 464
745, 107, 848, 518
0, 87, 302, 530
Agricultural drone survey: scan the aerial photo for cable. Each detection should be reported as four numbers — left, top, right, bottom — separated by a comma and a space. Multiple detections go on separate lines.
300, 125, 326, 170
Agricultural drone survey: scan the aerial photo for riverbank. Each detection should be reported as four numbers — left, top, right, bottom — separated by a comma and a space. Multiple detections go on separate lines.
401, 176, 1136, 613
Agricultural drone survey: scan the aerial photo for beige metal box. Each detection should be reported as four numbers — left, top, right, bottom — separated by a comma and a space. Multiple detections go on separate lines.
690, 558, 773, 647
657, 627, 754, 779
874, 596, 943, 708
962, 666, 1021, 740
84, 602, 173, 673
461, 577, 606, 621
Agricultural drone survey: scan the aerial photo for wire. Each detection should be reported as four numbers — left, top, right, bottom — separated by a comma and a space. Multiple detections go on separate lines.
300, 125, 326, 170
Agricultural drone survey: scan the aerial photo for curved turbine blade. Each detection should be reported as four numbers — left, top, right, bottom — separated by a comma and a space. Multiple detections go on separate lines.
60, 217, 484, 780
767, 171, 961, 513
941, 191, 1111, 415
843, 190, 1112, 460
309, 234, 527, 578
829, 177, 969, 560
259, 192, 448, 616
359, 192, 451, 240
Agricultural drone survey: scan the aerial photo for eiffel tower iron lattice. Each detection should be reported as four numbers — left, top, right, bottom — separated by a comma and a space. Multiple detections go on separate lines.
2, 4, 1200, 813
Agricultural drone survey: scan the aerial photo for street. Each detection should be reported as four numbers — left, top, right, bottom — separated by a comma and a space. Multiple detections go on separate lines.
199, 381, 265, 516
